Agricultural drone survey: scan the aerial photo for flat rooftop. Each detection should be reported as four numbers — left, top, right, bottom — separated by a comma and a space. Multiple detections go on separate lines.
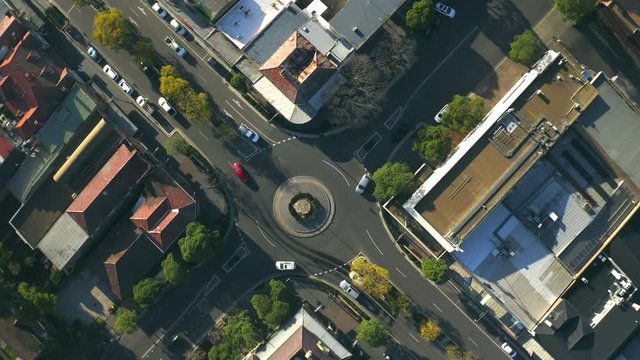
216, 0, 293, 49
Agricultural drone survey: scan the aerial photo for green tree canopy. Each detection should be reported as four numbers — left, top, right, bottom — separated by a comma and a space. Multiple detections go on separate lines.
356, 319, 390, 347
162, 253, 187, 285
413, 125, 452, 163
553, 0, 596, 24
420, 319, 441, 341
114, 308, 138, 335
250, 280, 293, 328
224, 311, 261, 351
264, 300, 289, 329
441, 95, 485, 133
250, 294, 271, 320
134, 40, 157, 67
178, 222, 220, 264
406, 0, 435, 30
372, 162, 415, 202
92, 8, 131, 49
421, 258, 449, 282
230, 73, 248, 93
17, 282, 57, 315
350, 257, 390, 297
133, 278, 165, 308
509, 30, 544, 66
160, 65, 212, 123
389, 293, 414, 317
208, 342, 238, 360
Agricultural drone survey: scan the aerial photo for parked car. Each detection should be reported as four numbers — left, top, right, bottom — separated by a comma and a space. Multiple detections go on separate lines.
500, 342, 517, 358
158, 97, 177, 116
238, 124, 260, 143
356, 174, 371, 194
232, 162, 247, 182
170, 19, 187, 36
164, 36, 186, 57
435, 2, 456, 18
136, 96, 155, 115
275, 261, 296, 271
339, 280, 360, 299
434, 103, 449, 123
87, 46, 101, 63
118, 79, 133, 95
152, 3, 167, 18
102, 64, 120, 81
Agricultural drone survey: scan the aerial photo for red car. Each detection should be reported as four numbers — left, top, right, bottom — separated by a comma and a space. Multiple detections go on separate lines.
232, 162, 247, 182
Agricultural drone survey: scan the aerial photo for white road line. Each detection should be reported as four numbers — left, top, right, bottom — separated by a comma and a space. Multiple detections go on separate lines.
223, 109, 234, 119
136, 6, 148, 16
197, 73, 208, 84
128, 16, 139, 26
395, 267, 407, 278
232, 98, 243, 109
66, 5, 76, 15
141, 333, 164, 358
198, 131, 208, 140
409, 333, 420, 343
366, 229, 384, 255
384, 107, 403, 130
257, 224, 277, 248
321, 160, 350, 187
468, 337, 479, 346
432, 303, 444, 313
225, 100, 277, 144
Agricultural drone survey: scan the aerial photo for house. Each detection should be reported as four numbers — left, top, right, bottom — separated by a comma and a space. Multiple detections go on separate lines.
598, 0, 640, 65
0, 15, 75, 139
247, 307, 352, 359
0, 317, 43, 360
398, 50, 640, 354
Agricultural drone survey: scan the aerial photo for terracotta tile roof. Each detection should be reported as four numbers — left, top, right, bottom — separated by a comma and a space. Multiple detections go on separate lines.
130, 196, 169, 230
0, 316, 42, 360
268, 327, 304, 360
0, 16, 27, 49
67, 144, 149, 233
0, 132, 15, 162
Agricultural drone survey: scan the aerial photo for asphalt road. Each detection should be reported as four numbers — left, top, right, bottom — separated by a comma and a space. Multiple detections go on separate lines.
36, 0, 566, 359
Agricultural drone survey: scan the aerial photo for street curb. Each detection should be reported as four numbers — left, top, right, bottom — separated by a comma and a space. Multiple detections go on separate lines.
386, 121, 426, 163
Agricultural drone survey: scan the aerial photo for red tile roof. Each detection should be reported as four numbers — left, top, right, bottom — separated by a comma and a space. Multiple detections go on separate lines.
130, 196, 169, 230
0, 133, 15, 162
0, 16, 27, 49
67, 144, 149, 233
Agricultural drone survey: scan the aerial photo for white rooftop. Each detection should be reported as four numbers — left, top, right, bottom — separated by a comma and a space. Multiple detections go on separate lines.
216, 0, 293, 49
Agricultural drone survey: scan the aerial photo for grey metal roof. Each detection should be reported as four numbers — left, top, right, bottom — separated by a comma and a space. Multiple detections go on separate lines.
298, 18, 336, 55
37, 212, 88, 270
329, 0, 405, 49
244, 4, 308, 65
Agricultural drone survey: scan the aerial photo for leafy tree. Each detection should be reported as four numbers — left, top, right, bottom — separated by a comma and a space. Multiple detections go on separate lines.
224, 311, 261, 351
230, 73, 248, 93
185, 92, 213, 123
421, 258, 448, 282
162, 253, 187, 285
132, 278, 165, 308
372, 162, 415, 202
350, 257, 390, 297
17, 282, 57, 315
264, 300, 289, 329
389, 293, 414, 317
178, 222, 219, 263
250, 294, 271, 320
413, 125, 452, 163
420, 319, 441, 341
92, 8, 131, 49
374, 33, 417, 78
161, 64, 178, 78
268, 279, 291, 303
0, 242, 13, 269
166, 134, 192, 156
441, 95, 485, 133
114, 308, 138, 335
406, 0, 434, 30
251, 280, 293, 328
208, 342, 238, 360
509, 30, 544, 66
446, 344, 463, 360
160, 65, 212, 123
553, 0, 596, 24
356, 319, 390, 347
134, 40, 157, 67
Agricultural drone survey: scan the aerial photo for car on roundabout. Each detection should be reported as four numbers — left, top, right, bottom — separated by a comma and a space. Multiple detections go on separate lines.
275, 261, 296, 271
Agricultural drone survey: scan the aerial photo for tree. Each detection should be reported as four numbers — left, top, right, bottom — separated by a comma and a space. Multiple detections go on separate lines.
224, 311, 261, 351
160, 65, 212, 124
134, 40, 157, 67
389, 293, 414, 317
208, 342, 238, 360
179, 222, 219, 263
420, 319, 441, 341
413, 125, 452, 163
166, 134, 192, 156
132, 278, 165, 308
92, 8, 131, 49
372, 162, 415, 202
162, 253, 187, 285
350, 257, 390, 297
268, 279, 292, 303
553, 0, 596, 24
373, 33, 417, 78
264, 300, 289, 329
184, 92, 213, 123
17, 282, 57, 315
250, 294, 271, 320
356, 319, 390, 347
421, 258, 448, 282
406, 0, 435, 30
251, 280, 293, 328
230, 73, 248, 93
509, 30, 544, 67
114, 308, 138, 334
441, 95, 485, 133
446, 344, 463, 360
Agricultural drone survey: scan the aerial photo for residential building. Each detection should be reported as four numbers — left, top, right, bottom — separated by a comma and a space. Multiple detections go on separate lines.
399, 51, 640, 359
598, 0, 640, 66
246, 307, 352, 359
0, 317, 43, 360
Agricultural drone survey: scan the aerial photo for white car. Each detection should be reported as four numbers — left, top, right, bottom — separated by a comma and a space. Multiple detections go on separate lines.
170, 19, 187, 36
118, 79, 133, 95
152, 3, 167, 18
136, 96, 155, 114
355, 174, 371, 194
500, 342, 517, 358
164, 36, 187, 57
339, 280, 360, 299
158, 97, 177, 116
238, 124, 260, 143
434, 103, 449, 123
275, 261, 296, 271
102, 64, 120, 81
435, 2, 456, 18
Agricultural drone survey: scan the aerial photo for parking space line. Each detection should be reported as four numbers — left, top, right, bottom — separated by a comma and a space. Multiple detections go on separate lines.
395, 267, 407, 278
197, 73, 208, 84
354, 132, 382, 162
384, 107, 403, 130
432, 303, 444, 312
198, 130, 208, 140
409, 333, 420, 343
468, 337, 479, 346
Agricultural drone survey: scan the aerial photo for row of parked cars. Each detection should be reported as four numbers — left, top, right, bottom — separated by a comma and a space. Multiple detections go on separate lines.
151, 2, 189, 57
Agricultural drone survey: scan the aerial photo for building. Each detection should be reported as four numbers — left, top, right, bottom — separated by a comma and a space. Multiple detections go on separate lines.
598, 0, 640, 65
247, 307, 352, 359
0, 317, 43, 360
400, 50, 640, 348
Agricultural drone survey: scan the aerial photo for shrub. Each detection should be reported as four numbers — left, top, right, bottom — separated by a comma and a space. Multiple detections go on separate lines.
356, 319, 390, 347
413, 125, 452, 163
132, 278, 165, 308
421, 258, 448, 282
509, 30, 543, 66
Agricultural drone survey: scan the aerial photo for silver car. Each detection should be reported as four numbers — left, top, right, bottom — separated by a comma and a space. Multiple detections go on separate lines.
275, 261, 296, 271
339, 280, 360, 299
356, 174, 371, 194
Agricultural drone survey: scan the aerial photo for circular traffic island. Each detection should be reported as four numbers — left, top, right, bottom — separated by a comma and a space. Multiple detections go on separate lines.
273, 177, 334, 237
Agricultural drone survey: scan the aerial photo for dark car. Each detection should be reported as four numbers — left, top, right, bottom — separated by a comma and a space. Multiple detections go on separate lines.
232, 162, 247, 182
87, 46, 102, 63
